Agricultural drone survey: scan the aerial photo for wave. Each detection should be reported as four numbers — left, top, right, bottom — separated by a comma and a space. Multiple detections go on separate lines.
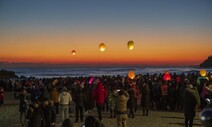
2, 67, 212, 78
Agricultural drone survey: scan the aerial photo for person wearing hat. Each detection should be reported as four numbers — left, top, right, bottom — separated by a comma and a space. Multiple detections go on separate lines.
184, 84, 197, 127
58, 87, 72, 123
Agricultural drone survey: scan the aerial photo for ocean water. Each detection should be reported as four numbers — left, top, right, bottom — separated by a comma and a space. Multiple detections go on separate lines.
2, 67, 212, 78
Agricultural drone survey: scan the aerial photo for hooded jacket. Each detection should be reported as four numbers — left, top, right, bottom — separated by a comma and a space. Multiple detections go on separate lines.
93, 82, 108, 105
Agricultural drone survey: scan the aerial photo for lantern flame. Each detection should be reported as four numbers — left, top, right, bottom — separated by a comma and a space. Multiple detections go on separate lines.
71, 50, 76, 55
128, 70, 135, 79
127, 41, 134, 50
99, 43, 106, 52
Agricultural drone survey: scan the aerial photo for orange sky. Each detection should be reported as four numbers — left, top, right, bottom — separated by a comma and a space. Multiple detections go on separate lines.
0, 29, 211, 66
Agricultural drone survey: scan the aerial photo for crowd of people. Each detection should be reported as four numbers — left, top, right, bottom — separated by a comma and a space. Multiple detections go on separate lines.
0, 71, 212, 127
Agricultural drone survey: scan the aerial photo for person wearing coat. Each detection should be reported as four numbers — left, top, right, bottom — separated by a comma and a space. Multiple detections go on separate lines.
141, 82, 150, 116
127, 83, 135, 118
0, 87, 4, 105
184, 84, 197, 127
93, 82, 108, 121
58, 87, 72, 123
19, 89, 28, 126
113, 89, 129, 127
29, 101, 45, 127
51, 87, 59, 114
43, 99, 56, 127
74, 87, 86, 122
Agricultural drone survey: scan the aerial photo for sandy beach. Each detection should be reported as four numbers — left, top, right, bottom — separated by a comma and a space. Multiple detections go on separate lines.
0, 92, 203, 127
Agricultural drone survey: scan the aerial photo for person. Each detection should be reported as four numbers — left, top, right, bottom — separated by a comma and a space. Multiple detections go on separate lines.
93, 82, 108, 121
58, 87, 72, 122
0, 87, 4, 105
141, 82, 150, 116
26, 104, 34, 127
74, 87, 86, 122
51, 86, 59, 114
43, 99, 56, 127
83, 115, 105, 127
113, 89, 129, 127
108, 89, 116, 118
61, 118, 74, 127
184, 84, 197, 127
19, 89, 29, 126
127, 82, 135, 118
161, 81, 168, 110
29, 101, 45, 127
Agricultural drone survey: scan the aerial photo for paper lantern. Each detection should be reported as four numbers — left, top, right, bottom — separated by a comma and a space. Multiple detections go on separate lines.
71, 50, 76, 55
127, 41, 134, 50
163, 74, 171, 81
128, 71, 135, 79
99, 43, 106, 52
200, 70, 207, 77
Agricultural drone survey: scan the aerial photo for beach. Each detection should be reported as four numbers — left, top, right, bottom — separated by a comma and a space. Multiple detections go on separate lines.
0, 92, 203, 127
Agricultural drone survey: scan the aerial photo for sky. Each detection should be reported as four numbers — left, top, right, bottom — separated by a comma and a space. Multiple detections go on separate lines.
0, 0, 212, 67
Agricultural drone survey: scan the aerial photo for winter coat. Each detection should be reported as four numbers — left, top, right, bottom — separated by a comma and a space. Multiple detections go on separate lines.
51, 88, 59, 103
184, 88, 197, 118
93, 83, 108, 105
141, 84, 150, 109
108, 91, 116, 108
114, 90, 129, 114
161, 84, 168, 96
19, 94, 28, 112
43, 106, 56, 127
29, 107, 45, 127
58, 91, 72, 105
127, 88, 136, 108
74, 88, 86, 107
40, 87, 50, 101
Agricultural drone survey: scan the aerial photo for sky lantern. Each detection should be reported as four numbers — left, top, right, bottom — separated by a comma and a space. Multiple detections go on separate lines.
128, 70, 135, 79
71, 50, 76, 55
99, 43, 106, 52
200, 70, 207, 77
163, 71, 171, 81
127, 41, 134, 50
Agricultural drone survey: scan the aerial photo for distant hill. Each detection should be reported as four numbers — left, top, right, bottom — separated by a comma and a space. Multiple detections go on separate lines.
0, 69, 18, 79
200, 56, 212, 68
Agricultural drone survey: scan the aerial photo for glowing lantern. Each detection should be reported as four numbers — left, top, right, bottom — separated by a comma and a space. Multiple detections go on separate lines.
127, 41, 134, 50
128, 71, 135, 79
99, 43, 106, 52
200, 70, 207, 77
163, 74, 171, 81
71, 50, 76, 55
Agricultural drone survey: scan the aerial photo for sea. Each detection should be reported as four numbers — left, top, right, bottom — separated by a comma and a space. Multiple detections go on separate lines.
1, 67, 212, 78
